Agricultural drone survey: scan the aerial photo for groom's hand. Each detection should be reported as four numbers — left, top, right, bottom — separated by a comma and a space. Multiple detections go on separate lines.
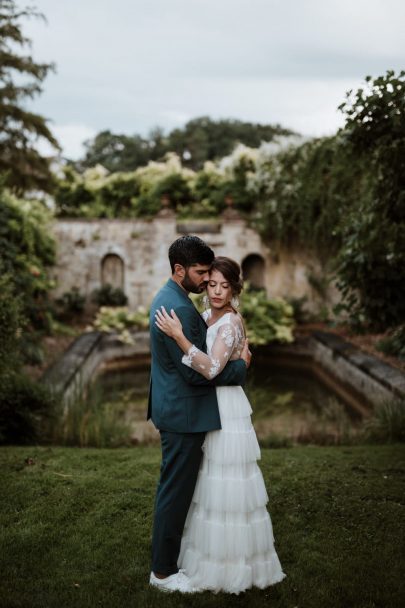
240, 338, 252, 368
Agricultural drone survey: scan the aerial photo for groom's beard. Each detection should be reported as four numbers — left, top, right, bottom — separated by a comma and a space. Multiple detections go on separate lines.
181, 271, 207, 294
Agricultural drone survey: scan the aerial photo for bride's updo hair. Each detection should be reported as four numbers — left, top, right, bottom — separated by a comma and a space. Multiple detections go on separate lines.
210, 256, 243, 296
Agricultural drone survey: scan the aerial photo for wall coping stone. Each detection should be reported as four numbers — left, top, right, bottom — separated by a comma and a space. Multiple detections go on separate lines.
40, 330, 150, 402
176, 220, 222, 234
40, 331, 104, 394
312, 330, 405, 398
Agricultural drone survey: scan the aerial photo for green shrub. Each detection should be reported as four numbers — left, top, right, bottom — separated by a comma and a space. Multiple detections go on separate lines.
376, 326, 405, 360
240, 287, 295, 345
286, 295, 309, 324
0, 371, 59, 444
55, 181, 95, 217
51, 379, 132, 448
0, 184, 56, 345
362, 399, 405, 443
192, 168, 226, 215
252, 135, 373, 256
91, 283, 128, 307
133, 191, 162, 216
55, 287, 86, 320
55, 155, 200, 219
153, 172, 193, 208
134, 171, 195, 217
191, 287, 294, 345
98, 173, 140, 217
0, 272, 24, 374
176, 199, 219, 219
18, 333, 46, 366
87, 305, 149, 344
0, 270, 58, 444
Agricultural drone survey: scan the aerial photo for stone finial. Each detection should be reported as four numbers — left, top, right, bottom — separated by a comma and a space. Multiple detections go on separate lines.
157, 194, 175, 217
222, 195, 241, 220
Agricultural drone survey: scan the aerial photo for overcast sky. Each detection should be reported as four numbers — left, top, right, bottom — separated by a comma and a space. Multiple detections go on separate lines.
24, 0, 405, 159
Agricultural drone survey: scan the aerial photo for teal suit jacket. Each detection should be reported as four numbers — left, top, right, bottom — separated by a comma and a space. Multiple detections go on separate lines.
147, 278, 247, 433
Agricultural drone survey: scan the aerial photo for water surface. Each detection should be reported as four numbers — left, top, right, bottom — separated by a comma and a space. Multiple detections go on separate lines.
88, 361, 363, 445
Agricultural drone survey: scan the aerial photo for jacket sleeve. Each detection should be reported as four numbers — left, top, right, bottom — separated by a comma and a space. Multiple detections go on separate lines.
159, 305, 247, 387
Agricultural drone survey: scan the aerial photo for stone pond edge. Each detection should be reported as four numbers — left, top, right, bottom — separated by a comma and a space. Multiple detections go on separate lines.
40, 329, 405, 410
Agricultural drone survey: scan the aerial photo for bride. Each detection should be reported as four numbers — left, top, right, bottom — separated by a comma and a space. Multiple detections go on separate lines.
155, 256, 286, 594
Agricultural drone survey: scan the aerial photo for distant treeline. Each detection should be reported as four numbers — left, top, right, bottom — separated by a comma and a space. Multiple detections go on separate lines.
74, 116, 295, 173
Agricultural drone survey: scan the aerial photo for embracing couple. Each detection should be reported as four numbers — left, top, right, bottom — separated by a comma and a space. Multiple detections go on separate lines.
147, 235, 286, 594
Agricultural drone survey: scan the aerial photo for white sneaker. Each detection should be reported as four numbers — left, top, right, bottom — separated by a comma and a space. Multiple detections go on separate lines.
149, 569, 199, 593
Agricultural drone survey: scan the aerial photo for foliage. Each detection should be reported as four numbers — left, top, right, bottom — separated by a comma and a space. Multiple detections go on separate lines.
191, 287, 295, 345
0, 184, 56, 349
0, 272, 57, 444
80, 130, 150, 173
51, 379, 133, 448
249, 135, 373, 256
0, 371, 58, 444
54, 154, 200, 218
77, 116, 294, 172
285, 295, 309, 324
218, 143, 259, 212
53, 165, 98, 217
98, 172, 140, 217
240, 287, 295, 345
91, 284, 128, 307
334, 70, 405, 329
249, 71, 405, 330
0, 0, 60, 193
55, 164, 143, 219
0, 268, 44, 368
87, 306, 149, 345
55, 287, 86, 320
0, 270, 24, 374
362, 399, 405, 443
376, 325, 405, 360
189, 165, 227, 216
152, 172, 193, 209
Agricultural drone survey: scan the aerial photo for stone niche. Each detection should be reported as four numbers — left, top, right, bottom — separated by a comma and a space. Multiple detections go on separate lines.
48, 215, 336, 312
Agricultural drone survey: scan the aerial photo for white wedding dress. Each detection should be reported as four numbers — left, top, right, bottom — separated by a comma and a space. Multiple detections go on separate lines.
177, 309, 287, 594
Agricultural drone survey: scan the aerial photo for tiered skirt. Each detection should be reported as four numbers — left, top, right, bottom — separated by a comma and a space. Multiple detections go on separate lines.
178, 385, 287, 594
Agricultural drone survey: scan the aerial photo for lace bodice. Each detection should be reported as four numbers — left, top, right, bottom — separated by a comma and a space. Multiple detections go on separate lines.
181, 309, 245, 380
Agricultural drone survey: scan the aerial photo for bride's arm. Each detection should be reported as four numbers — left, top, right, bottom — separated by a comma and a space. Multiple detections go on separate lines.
155, 306, 240, 380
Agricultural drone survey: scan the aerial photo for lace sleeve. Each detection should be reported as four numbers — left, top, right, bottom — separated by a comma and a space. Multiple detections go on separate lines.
181, 321, 238, 379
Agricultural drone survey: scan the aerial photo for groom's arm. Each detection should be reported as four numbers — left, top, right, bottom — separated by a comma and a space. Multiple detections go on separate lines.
159, 305, 247, 387
211, 358, 247, 386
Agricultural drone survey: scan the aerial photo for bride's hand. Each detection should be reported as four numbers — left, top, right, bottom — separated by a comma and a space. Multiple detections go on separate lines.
155, 306, 183, 338
240, 338, 252, 368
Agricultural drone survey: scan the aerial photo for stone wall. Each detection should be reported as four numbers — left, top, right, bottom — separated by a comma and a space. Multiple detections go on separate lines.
49, 215, 337, 310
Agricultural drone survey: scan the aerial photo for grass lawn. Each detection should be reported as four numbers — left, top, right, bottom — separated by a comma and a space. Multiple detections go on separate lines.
1, 443, 404, 608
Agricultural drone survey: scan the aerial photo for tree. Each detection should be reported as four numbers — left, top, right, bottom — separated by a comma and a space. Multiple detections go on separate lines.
78, 117, 295, 173
79, 130, 150, 173
167, 117, 295, 170
0, 0, 60, 193
335, 70, 405, 328
0, 178, 56, 337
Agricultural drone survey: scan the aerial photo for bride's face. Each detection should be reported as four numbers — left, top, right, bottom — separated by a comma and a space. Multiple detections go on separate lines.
207, 269, 233, 310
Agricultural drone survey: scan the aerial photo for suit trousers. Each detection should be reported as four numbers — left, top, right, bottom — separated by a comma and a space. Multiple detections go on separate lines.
151, 429, 206, 575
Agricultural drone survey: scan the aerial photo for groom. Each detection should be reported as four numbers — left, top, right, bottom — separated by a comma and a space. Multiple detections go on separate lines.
147, 235, 250, 593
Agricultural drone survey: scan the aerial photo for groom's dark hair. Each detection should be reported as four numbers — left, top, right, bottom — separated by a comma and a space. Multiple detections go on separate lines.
168, 235, 214, 273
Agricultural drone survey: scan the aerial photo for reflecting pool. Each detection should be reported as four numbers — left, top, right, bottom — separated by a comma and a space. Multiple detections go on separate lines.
86, 360, 364, 446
